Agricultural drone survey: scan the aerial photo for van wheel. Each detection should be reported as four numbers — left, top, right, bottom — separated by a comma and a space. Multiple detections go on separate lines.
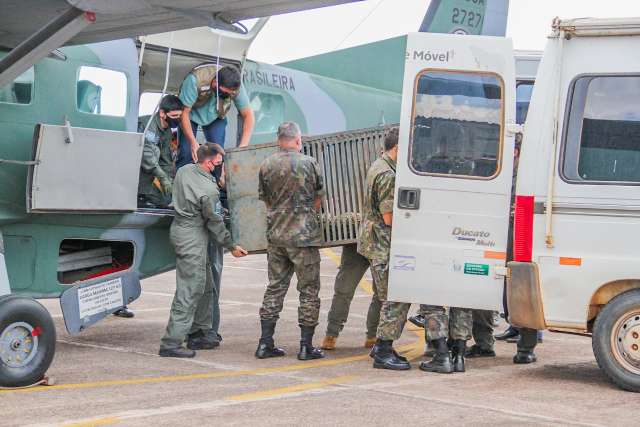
0, 297, 56, 387
593, 288, 640, 392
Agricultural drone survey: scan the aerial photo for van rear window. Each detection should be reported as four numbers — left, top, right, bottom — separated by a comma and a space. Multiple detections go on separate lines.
409, 71, 504, 179
563, 75, 640, 184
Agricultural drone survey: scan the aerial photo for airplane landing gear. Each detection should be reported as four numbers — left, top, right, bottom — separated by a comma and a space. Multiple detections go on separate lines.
0, 296, 56, 387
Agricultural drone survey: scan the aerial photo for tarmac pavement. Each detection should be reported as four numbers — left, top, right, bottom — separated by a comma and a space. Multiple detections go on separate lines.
0, 248, 632, 427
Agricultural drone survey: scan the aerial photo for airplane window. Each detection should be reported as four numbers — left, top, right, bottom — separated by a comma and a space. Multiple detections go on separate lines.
410, 71, 503, 179
563, 75, 640, 184
250, 92, 285, 134
76, 66, 127, 116
0, 67, 34, 105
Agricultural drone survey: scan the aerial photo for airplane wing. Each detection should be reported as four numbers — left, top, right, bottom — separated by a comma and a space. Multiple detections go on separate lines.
0, 0, 362, 87
0, 0, 363, 48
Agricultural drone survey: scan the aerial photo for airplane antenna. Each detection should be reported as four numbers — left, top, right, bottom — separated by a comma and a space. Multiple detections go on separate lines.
334, 0, 386, 50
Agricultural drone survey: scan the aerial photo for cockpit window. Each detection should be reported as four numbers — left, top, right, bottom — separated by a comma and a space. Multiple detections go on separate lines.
76, 66, 127, 116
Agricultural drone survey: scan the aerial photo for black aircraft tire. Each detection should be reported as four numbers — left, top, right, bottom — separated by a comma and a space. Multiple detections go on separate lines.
593, 289, 640, 392
0, 296, 56, 387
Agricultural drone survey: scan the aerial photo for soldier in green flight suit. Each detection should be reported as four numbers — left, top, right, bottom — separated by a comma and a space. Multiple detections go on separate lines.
137, 94, 184, 208
255, 122, 326, 361
159, 143, 248, 358
358, 128, 411, 371
176, 64, 255, 348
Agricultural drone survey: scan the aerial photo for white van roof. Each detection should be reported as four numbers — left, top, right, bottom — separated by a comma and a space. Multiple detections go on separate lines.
553, 17, 640, 37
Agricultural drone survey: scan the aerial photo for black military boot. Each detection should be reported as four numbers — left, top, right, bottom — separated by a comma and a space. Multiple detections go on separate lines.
255, 320, 286, 359
513, 327, 538, 364
495, 325, 519, 341
465, 344, 496, 358
419, 338, 453, 374
369, 340, 408, 362
187, 330, 220, 350
450, 339, 467, 373
372, 339, 411, 370
113, 306, 134, 318
159, 346, 196, 358
298, 326, 325, 360
408, 314, 426, 328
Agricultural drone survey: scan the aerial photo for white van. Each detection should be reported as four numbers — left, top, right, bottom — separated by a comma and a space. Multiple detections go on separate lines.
388, 18, 640, 392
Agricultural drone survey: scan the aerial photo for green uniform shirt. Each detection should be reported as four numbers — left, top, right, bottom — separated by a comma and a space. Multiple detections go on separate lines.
172, 164, 235, 250
179, 73, 250, 126
138, 114, 174, 199
357, 153, 396, 264
258, 148, 325, 248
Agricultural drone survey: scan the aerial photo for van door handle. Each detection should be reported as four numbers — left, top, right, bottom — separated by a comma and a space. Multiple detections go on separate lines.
398, 187, 420, 210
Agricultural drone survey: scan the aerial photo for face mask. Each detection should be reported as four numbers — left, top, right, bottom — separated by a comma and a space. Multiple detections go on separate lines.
167, 117, 181, 128
218, 91, 231, 100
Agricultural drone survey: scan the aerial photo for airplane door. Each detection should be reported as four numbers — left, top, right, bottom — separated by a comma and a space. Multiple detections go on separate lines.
28, 124, 143, 212
388, 33, 515, 310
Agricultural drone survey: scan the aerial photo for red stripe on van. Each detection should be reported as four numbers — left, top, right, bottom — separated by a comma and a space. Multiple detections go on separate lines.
513, 195, 534, 262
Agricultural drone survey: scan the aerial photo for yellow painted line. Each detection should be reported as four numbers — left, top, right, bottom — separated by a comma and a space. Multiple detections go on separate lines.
56, 376, 357, 426
0, 341, 421, 396
62, 417, 120, 427
226, 375, 356, 401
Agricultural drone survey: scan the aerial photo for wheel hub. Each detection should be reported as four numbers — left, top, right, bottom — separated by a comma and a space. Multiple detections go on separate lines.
0, 322, 39, 368
614, 312, 640, 373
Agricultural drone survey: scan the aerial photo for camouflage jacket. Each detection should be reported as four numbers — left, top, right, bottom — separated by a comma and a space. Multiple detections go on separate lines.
138, 114, 174, 197
258, 148, 325, 248
357, 153, 396, 264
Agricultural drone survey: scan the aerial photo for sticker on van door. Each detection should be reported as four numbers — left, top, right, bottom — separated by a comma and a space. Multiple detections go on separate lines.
393, 255, 416, 271
463, 263, 489, 276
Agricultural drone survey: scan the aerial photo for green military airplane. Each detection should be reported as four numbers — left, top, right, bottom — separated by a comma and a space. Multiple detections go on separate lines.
0, 0, 523, 388
0, 0, 366, 388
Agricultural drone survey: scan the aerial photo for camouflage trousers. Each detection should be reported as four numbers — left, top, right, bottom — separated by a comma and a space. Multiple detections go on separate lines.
259, 245, 321, 327
325, 244, 380, 339
471, 309, 498, 351
424, 305, 473, 342
371, 261, 411, 341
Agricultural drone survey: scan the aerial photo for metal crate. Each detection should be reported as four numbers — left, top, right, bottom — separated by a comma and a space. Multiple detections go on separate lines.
226, 125, 397, 252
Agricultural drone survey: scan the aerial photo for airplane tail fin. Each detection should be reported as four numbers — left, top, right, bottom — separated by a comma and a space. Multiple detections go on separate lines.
419, 0, 509, 36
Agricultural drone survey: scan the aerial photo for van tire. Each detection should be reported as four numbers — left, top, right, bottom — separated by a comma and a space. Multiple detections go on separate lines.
0, 296, 56, 388
593, 288, 640, 392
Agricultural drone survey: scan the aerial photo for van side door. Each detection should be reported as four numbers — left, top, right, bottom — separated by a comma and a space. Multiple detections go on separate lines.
388, 33, 516, 310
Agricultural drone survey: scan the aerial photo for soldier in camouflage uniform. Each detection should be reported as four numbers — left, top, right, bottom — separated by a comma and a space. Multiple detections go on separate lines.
466, 309, 498, 358
357, 128, 411, 371
159, 143, 247, 358
137, 95, 184, 208
420, 305, 472, 374
255, 122, 326, 361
